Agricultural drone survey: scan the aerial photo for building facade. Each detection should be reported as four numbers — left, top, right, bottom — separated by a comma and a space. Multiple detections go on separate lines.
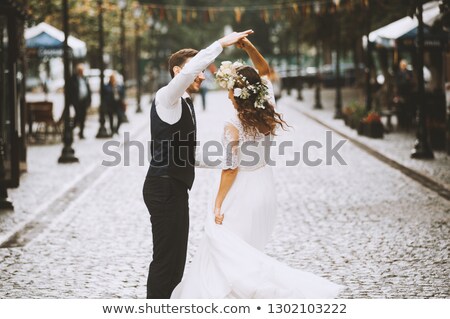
0, 0, 28, 207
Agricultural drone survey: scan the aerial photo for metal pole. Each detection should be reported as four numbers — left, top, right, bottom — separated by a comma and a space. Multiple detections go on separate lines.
411, 2, 434, 158
314, 15, 323, 110
135, 20, 142, 113
58, 0, 79, 163
296, 18, 303, 101
120, 3, 126, 87
365, 0, 373, 112
334, 9, 343, 119
96, 0, 110, 138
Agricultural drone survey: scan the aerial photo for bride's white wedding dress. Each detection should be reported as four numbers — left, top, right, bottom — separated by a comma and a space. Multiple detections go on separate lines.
172, 81, 344, 299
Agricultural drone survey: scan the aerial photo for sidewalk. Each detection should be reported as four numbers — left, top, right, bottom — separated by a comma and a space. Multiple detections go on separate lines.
282, 87, 450, 195
0, 95, 151, 244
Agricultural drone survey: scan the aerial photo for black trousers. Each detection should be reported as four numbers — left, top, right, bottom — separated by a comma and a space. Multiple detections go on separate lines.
74, 99, 89, 136
143, 176, 189, 299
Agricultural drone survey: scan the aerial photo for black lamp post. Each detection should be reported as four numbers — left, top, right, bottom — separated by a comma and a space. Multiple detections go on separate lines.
134, 5, 143, 113
58, 0, 79, 163
119, 0, 127, 88
365, 0, 373, 112
411, 1, 434, 159
314, 4, 323, 110
296, 18, 303, 101
333, 0, 343, 119
96, 0, 110, 138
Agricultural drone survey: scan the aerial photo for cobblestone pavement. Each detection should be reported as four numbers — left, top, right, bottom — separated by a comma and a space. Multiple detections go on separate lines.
286, 88, 450, 191
0, 91, 448, 298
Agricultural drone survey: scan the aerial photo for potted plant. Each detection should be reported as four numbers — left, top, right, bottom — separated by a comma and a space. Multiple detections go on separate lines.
342, 106, 354, 126
348, 103, 366, 132
361, 111, 384, 138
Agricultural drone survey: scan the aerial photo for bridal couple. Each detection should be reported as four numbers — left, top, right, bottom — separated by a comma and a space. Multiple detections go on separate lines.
142, 30, 344, 299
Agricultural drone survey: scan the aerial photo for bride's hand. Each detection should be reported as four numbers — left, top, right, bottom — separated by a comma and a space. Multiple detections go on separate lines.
235, 37, 252, 50
214, 207, 224, 225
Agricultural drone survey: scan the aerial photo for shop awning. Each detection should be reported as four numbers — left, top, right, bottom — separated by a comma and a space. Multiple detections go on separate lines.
25, 22, 87, 58
368, 1, 448, 49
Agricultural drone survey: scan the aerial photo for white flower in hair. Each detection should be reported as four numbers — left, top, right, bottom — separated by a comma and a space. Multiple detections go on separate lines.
232, 61, 243, 69
216, 60, 270, 110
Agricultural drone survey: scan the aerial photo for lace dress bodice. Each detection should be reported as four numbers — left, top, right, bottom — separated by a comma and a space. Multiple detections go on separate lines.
222, 115, 272, 171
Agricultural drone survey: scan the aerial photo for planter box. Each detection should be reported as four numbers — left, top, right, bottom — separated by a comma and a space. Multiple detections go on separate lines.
361, 121, 384, 138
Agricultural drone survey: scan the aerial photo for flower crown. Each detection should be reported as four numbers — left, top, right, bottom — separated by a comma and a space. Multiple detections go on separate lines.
215, 61, 269, 109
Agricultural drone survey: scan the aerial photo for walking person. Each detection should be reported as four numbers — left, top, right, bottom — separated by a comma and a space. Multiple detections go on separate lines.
198, 65, 216, 111
142, 30, 254, 299
171, 38, 344, 299
104, 73, 126, 135
69, 63, 91, 139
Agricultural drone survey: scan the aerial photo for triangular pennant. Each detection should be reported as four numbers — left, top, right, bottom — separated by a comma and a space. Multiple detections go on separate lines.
177, 6, 182, 24
234, 7, 242, 23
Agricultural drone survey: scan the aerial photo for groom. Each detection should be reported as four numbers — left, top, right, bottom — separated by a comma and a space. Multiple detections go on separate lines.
143, 30, 254, 299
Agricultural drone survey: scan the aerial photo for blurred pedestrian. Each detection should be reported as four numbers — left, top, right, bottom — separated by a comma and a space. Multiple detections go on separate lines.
198, 64, 216, 111
69, 63, 91, 139
394, 59, 414, 129
104, 73, 126, 135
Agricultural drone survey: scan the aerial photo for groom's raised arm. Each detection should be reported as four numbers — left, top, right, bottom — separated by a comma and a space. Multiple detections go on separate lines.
157, 30, 254, 108
157, 42, 223, 107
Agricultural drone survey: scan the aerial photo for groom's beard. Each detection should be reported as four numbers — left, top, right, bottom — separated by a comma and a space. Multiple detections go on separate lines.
187, 78, 203, 94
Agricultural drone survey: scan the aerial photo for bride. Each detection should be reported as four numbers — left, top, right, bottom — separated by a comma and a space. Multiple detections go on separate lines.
171, 38, 344, 299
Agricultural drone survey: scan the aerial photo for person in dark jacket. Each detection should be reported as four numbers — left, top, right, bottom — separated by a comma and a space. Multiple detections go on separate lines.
104, 73, 126, 135
70, 63, 91, 139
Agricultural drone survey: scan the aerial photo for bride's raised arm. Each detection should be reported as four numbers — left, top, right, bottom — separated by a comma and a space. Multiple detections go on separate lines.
236, 38, 276, 107
235, 38, 270, 77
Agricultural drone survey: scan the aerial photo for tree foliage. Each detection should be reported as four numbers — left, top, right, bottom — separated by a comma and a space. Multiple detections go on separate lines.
26, 0, 424, 70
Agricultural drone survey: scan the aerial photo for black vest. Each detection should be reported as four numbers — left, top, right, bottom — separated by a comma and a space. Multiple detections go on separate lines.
147, 98, 196, 189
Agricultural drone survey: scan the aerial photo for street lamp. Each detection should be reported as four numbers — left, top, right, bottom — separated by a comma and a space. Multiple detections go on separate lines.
296, 18, 303, 101
333, 0, 343, 119
134, 5, 143, 113
119, 0, 127, 89
314, 3, 323, 110
411, 2, 434, 159
58, 0, 79, 163
365, 0, 373, 113
96, 0, 110, 138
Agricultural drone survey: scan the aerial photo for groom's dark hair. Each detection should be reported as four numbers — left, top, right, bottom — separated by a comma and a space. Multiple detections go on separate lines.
168, 48, 198, 78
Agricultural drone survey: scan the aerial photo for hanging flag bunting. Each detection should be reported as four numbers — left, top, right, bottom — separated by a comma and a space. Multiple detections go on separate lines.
177, 6, 182, 24
210, 8, 214, 22
305, 4, 311, 16
234, 7, 243, 23
139, 0, 367, 25
274, 8, 281, 21
314, 2, 321, 15
263, 8, 269, 23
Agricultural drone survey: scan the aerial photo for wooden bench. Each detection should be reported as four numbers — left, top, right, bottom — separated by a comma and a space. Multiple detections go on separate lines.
26, 101, 62, 142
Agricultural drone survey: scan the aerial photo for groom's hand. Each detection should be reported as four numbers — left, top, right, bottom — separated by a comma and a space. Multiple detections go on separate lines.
219, 30, 254, 48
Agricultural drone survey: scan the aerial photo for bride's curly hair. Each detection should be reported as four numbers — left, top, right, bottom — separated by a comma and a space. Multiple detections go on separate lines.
233, 66, 287, 136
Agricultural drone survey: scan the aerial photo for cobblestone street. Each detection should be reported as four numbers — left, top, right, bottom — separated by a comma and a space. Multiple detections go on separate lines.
0, 91, 448, 298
